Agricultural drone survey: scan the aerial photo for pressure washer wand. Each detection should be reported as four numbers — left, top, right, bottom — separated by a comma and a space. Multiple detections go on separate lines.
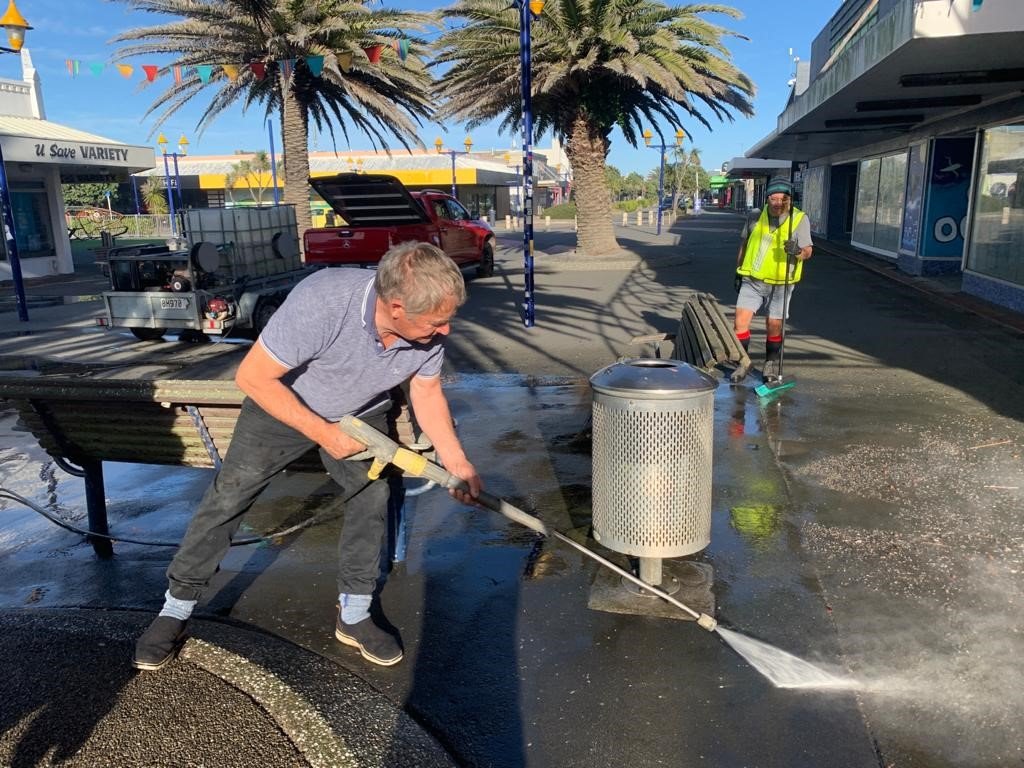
339, 415, 718, 631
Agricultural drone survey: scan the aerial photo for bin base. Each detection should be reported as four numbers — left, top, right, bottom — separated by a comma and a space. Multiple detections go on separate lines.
587, 559, 714, 620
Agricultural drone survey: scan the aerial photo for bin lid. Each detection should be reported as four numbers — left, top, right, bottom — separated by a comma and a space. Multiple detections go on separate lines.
590, 358, 717, 397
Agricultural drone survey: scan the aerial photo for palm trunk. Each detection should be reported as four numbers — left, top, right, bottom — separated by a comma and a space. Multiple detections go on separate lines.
565, 113, 619, 256
281, 86, 312, 244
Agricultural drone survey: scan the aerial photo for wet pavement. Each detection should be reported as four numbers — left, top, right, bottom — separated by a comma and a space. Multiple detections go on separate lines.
1, 213, 1021, 767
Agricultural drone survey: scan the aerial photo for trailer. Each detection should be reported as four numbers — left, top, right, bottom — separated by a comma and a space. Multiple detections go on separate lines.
98, 206, 313, 341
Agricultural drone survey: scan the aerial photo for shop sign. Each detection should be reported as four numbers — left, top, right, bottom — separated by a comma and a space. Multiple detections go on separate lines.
0, 135, 153, 168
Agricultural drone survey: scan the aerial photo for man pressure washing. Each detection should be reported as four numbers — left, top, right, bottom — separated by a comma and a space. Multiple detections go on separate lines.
132, 242, 480, 671
729, 178, 813, 385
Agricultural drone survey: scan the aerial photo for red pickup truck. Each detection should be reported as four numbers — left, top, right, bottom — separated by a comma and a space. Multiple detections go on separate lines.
304, 173, 495, 277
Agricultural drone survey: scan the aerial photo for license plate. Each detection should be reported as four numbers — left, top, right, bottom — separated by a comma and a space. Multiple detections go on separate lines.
160, 297, 189, 310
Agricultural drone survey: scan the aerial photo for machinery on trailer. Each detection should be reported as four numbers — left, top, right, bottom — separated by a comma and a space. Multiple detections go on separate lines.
98, 206, 311, 341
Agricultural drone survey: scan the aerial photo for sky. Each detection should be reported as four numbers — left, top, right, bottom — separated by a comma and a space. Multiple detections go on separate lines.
5, 0, 840, 176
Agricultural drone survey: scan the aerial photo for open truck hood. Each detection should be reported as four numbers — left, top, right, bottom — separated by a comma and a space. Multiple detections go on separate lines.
309, 173, 430, 226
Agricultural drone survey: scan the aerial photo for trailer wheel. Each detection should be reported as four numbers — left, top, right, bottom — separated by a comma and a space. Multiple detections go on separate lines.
476, 241, 495, 278
130, 327, 166, 341
253, 296, 282, 335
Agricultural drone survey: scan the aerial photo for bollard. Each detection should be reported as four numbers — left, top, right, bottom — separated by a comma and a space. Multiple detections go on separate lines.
545, 215, 551, 231
636, 210, 642, 226
505, 215, 512, 231
574, 215, 578, 232
622, 211, 628, 226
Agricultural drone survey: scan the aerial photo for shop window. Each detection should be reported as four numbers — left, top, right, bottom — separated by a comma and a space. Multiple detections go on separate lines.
852, 150, 907, 255
966, 125, 1024, 284
4, 183, 56, 261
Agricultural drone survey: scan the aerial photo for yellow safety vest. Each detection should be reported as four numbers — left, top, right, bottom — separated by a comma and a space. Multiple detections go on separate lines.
737, 207, 806, 285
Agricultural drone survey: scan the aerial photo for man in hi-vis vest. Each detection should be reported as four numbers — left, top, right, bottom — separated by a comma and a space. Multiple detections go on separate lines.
730, 178, 813, 383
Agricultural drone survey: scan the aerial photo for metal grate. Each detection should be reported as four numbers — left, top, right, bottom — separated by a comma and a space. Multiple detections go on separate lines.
591, 387, 714, 558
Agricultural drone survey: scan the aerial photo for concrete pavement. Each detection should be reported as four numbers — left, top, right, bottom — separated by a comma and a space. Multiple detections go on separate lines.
0, 212, 1021, 767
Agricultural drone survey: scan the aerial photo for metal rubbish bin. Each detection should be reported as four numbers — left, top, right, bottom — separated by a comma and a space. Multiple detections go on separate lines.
590, 358, 716, 583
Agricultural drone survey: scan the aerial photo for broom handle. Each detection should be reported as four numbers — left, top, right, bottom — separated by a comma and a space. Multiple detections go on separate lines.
779, 206, 794, 379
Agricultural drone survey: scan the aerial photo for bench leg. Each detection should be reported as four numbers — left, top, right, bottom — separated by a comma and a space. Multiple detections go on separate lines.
81, 458, 113, 558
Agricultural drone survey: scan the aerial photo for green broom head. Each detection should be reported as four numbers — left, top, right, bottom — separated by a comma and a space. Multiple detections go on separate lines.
755, 378, 796, 398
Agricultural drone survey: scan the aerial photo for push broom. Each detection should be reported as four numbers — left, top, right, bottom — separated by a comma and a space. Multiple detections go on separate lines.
754, 206, 797, 398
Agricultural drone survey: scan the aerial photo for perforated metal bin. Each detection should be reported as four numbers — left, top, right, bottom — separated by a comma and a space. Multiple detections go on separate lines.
590, 358, 717, 560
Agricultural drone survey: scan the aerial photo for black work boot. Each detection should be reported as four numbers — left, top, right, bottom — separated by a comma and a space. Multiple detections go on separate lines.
335, 610, 403, 666
133, 616, 189, 671
762, 357, 781, 382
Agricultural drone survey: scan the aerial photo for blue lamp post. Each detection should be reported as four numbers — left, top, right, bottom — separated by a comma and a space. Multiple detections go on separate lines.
0, 0, 33, 322
434, 135, 473, 199
156, 133, 178, 237
267, 120, 280, 206
516, 0, 544, 327
643, 128, 684, 236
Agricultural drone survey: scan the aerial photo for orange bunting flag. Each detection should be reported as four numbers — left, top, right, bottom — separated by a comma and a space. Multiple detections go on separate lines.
116, 64, 134, 78
65, 59, 79, 77
363, 45, 383, 64
173, 65, 183, 84
142, 65, 158, 82
222, 64, 239, 81
338, 52, 353, 73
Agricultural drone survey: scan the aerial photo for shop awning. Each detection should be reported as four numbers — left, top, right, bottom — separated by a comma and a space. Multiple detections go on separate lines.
0, 115, 154, 178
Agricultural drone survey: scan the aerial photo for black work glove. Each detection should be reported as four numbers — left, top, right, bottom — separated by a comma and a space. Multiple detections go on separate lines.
783, 239, 801, 258
734, 272, 743, 293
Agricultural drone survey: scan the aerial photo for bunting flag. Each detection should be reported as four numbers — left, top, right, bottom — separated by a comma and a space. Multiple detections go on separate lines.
305, 55, 324, 77
65, 47, 408, 82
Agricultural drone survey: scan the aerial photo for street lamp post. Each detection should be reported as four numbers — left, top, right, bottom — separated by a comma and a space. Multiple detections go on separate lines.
173, 134, 188, 210
267, 120, 280, 206
0, 0, 32, 322
643, 128, 684, 236
156, 133, 178, 237
434, 136, 472, 200
515, 0, 544, 328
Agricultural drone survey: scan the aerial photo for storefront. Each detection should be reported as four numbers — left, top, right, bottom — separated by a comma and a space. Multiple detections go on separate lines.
747, 0, 1024, 315
0, 50, 154, 281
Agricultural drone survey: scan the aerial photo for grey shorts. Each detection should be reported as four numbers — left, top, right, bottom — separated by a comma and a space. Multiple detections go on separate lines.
737, 278, 795, 320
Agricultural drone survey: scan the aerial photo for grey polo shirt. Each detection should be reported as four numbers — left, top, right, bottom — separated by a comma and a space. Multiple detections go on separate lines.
258, 268, 444, 422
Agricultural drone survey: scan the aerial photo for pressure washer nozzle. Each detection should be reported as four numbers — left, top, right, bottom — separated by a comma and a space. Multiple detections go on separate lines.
697, 614, 718, 632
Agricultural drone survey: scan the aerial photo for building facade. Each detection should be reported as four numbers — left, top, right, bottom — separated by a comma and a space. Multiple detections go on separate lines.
0, 50, 154, 280
133, 143, 571, 227
749, 0, 1024, 313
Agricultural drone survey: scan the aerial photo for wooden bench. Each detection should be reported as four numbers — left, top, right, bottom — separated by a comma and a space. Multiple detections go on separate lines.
0, 370, 420, 557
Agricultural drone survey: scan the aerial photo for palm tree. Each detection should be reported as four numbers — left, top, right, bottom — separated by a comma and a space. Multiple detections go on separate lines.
141, 177, 169, 215
434, 0, 754, 255
112, 0, 435, 238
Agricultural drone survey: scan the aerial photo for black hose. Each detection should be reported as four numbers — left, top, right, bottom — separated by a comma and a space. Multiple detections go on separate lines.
0, 488, 334, 548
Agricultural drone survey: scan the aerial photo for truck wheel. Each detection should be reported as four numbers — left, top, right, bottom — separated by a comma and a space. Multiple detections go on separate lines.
253, 297, 282, 335
130, 327, 166, 341
476, 241, 495, 278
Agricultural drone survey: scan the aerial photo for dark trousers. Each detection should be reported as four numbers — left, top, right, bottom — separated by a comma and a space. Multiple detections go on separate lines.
167, 398, 391, 601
